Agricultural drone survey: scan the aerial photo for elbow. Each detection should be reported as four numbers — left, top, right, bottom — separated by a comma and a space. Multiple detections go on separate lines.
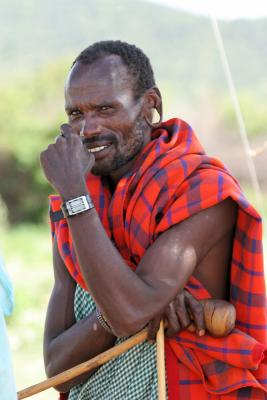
112, 323, 145, 338
44, 345, 67, 392
45, 358, 60, 383
45, 361, 72, 393
109, 312, 148, 338
107, 291, 165, 338
44, 342, 58, 379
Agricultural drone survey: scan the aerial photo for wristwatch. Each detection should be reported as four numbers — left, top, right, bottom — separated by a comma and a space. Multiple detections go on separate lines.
61, 195, 94, 217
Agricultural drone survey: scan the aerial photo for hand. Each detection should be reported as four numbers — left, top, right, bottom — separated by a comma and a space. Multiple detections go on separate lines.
147, 289, 205, 341
40, 124, 95, 198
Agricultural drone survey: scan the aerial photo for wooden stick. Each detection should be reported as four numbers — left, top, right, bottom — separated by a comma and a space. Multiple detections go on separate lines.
17, 328, 148, 399
156, 320, 167, 400
17, 299, 235, 398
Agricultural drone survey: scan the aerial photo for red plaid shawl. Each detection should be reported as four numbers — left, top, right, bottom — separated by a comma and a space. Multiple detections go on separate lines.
50, 118, 267, 399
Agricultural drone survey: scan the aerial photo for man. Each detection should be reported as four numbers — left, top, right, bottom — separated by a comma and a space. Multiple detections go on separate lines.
41, 41, 266, 399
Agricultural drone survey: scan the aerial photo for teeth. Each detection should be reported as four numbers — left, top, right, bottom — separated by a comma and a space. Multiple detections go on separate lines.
88, 145, 108, 153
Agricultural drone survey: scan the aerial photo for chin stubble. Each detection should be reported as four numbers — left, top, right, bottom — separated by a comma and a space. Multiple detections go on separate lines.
92, 117, 147, 176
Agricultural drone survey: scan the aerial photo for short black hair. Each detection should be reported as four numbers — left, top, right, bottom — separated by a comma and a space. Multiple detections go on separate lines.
73, 40, 156, 99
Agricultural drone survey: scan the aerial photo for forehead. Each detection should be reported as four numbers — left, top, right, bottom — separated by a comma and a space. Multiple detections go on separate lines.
65, 55, 135, 102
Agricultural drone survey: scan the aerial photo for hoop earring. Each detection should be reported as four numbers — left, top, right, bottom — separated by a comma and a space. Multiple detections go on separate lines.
144, 109, 162, 129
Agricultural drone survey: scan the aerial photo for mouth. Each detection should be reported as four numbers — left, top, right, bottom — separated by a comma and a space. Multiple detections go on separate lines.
87, 145, 110, 154
83, 134, 116, 158
85, 142, 114, 160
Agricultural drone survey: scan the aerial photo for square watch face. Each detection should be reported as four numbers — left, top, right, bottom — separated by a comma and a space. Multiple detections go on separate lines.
67, 197, 89, 215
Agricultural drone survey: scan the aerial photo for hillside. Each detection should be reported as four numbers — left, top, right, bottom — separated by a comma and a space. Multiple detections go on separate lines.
0, 0, 266, 224
1, 0, 267, 96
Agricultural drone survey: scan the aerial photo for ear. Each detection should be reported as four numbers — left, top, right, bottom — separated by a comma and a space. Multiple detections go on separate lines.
142, 87, 163, 128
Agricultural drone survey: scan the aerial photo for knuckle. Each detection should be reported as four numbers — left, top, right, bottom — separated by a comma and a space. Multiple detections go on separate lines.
194, 304, 203, 316
180, 319, 190, 329
40, 150, 45, 158
175, 292, 183, 301
168, 303, 176, 314
166, 326, 180, 338
47, 143, 54, 151
60, 123, 69, 130
184, 289, 192, 298
167, 317, 180, 332
165, 306, 172, 317
180, 321, 189, 329
180, 316, 190, 328
175, 303, 185, 313
71, 133, 81, 144
55, 135, 64, 144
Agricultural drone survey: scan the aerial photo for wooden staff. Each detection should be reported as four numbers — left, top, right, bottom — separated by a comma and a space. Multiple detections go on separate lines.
156, 320, 167, 399
17, 299, 236, 399
17, 328, 148, 399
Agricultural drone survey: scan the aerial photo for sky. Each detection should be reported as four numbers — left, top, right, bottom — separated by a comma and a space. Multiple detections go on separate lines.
148, 0, 267, 19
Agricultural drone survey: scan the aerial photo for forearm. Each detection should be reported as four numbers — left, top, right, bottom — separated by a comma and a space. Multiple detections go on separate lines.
66, 207, 158, 335
45, 310, 116, 392
44, 239, 116, 392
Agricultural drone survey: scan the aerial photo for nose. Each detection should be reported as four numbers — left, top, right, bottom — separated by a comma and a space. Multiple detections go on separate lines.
80, 114, 101, 139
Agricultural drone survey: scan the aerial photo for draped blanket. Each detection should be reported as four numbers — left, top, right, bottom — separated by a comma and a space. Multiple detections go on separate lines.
50, 118, 267, 399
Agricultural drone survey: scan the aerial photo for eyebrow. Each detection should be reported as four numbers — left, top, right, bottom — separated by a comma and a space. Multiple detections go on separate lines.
65, 106, 78, 112
65, 101, 120, 112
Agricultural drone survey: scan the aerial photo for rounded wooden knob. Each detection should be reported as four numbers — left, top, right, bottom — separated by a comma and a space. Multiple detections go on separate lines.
201, 299, 236, 337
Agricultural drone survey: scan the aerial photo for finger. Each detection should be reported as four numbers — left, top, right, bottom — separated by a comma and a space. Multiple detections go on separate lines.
187, 323, 196, 332
60, 124, 83, 150
60, 123, 74, 140
147, 315, 161, 342
174, 293, 191, 329
165, 303, 181, 338
55, 134, 67, 145
184, 291, 205, 336
39, 144, 57, 176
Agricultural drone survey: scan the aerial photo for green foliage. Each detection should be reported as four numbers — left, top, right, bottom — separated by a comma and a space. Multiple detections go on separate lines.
1, 224, 54, 394
0, 60, 67, 163
221, 91, 267, 137
0, 61, 68, 224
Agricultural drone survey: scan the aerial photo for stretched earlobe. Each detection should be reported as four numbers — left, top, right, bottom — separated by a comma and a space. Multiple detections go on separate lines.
144, 105, 163, 129
143, 86, 163, 129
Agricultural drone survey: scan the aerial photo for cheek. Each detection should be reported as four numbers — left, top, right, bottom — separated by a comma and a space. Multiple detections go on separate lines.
116, 113, 142, 140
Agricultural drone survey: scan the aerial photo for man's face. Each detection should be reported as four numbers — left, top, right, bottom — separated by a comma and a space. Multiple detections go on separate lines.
64, 56, 150, 178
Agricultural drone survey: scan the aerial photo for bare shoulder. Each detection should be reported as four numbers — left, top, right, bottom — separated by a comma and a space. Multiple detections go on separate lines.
157, 197, 237, 262
136, 198, 237, 299
187, 197, 237, 248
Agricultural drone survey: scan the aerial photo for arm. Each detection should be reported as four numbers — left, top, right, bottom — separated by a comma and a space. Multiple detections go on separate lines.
40, 127, 237, 338
66, 196, 236, 337
43, 237, 116, 392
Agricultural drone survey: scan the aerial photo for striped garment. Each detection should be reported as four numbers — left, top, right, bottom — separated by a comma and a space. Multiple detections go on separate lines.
50, 118, 267, 399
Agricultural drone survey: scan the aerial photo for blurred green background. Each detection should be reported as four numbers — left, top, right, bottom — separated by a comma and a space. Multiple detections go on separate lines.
0, 1, 266, 398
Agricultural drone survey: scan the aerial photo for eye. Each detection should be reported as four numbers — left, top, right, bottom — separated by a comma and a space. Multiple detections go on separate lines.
68, 110, 82, 120
98, 105, 113, 112
71, 110, 81, 116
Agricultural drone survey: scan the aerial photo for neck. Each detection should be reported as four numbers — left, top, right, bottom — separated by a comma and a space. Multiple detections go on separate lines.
109, 156, 139, 186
